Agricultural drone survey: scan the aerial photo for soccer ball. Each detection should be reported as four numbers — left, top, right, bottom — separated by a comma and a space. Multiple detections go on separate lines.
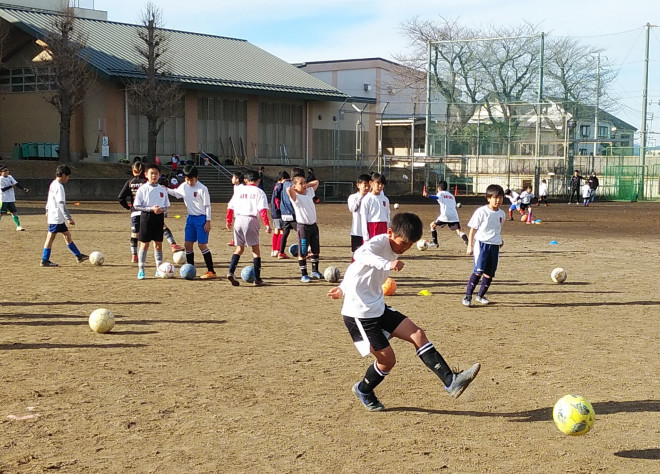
241, 265, 256, 283
416, 239, 429, 251
551, 267, 567, 283
521, 214, 528, 222
553, 394, 595, 436
456, 202, 462, 208
288, 244, 299, 257
89, 308, 115, 334
393, 203, 400, 209
382, 277, 397, 296
323, 266, 341, 283
173, 250, 187, 265
89, 251, 105, 266
179, 263, 196, 280
158, 262, 175, 278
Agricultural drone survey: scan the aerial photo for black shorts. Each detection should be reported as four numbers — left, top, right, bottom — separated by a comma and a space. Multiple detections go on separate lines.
520, 203, 530, 211
351, 234, 363, 252
343, 307, 407, 353
434, 220, 461, 231
297, 223, 320, 256
131, 215, 140, 234
139, 211, 164, 243
283, 220, 297, 232
0, 202, 17, 214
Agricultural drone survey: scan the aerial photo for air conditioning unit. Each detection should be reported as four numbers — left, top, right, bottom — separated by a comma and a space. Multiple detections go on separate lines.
363, 83, 372, 92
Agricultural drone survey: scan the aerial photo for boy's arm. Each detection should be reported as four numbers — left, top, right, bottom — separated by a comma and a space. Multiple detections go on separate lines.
57, 200, 73, 224
286, 184, 297, 202
360, 199, 370, 240
306, 180, 319, 191
347, 194, 362, 212
466, 227, 476, 255
117, 182, 132, 210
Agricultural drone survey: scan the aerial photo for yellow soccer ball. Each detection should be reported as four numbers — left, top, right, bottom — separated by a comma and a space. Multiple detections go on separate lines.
553, 394, 595, 436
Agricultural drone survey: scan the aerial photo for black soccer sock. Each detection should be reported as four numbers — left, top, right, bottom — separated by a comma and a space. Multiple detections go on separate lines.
431, 229, 439, 245
466, 272, 481, 296
358, 361, 389, 394
163, 228, 175, 245
202, 249, 214, 273
130, 237, 138, 256
253, 257, 261, 279
279, 228, 291, 254
417, 342, 454, 387
229, 254, 240, 274
186, 250, 194, 265
478, 276, 492, 297
299, 259, 308, 276
310, 256, 319, 274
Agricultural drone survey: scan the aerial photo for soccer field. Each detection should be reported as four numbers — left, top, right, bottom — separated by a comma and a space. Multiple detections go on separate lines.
1, 200, 658, 472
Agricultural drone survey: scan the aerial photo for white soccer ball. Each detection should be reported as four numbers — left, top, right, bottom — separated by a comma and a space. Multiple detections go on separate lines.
323, 266, 341, 283
158, 262, 175, 278
416, 239, 429, 251
172, 250, 187, 265
393, 203, 400, 209
551, 267, 567, 284
89, 251, 105, 266
89, 308, 115, 333
456, 202, 462, 208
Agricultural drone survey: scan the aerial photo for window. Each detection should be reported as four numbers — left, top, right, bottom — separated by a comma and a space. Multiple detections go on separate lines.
580, 125, 590, 137
0, 66, 56, 93
598, 126, 608, 138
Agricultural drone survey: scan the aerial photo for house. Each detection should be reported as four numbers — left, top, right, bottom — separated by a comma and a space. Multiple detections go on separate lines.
0, 1, 347, 164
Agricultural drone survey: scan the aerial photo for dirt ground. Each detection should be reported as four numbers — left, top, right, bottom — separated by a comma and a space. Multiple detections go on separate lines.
1, 198, 659, 473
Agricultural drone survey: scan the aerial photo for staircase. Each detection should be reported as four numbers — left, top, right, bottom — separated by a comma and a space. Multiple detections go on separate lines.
196, 165, 237, 202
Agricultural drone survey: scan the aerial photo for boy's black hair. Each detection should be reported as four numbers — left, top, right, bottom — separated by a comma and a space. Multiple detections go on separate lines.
390, 212, 423, 243
486, 184, 505, 198
277, 170, 290, 180
357, 173, 371, 184
132, 161, 144, 174
56, 165, 72, 177
0, 165, 8, 172
292, 175, 306, 184
370, 172, 387, 185
438, 180, 448, 191
245, 169, 259, 182
291, 167, 305, 178
183, 164, 198, 178
504, 188, 512, 195
145, 163, 160, 174
232, 170, 244, 182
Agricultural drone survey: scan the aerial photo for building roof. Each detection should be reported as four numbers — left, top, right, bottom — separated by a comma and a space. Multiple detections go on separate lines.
0, 7, 347, 101
572, 104, 637, 132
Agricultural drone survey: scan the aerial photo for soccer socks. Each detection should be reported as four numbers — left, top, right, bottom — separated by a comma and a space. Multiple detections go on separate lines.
478, 276, 492, 297
466, 272, 481, 296
358, 361, 389, 393
42, 248, 52, 261
12, 215, 20, 227
67, 242, 82, 257
253, 257, 261, 280
229, 254, 240, 275
163, 227, 175, 245
298, 259, 308, 277
310, 256, 319, 274
130, 237, 138, 257
431, 229, 439, 245
271, 233, 278, 252
417, 342, 454, 387
138, 248, 147, 270
154, 249, 163, 269
186, 250, 194, 265
202, 249, 214, 273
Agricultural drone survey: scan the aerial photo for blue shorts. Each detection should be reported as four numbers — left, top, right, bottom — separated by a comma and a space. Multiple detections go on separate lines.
185, 214, 209, 244
473, 241, 500, 277
48, 223, 68, 234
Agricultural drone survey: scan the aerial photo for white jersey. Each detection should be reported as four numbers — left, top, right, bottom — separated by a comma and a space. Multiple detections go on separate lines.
46, 179, 67, 224
539, 182, 548, 197
0, 175, 18, 202
360, 192, 390, 240
467, 205, 505, 245
168, 181, 211, 220
290, 187, 317, 225
505, 191, 519, 204
519, 190, 534, 205
339, 233, 398, 319
133, 183, 171, 212
347, 191, 367, 236
582, 183, 591, 199
429, 190, 459, 222
228, 184, 268, 216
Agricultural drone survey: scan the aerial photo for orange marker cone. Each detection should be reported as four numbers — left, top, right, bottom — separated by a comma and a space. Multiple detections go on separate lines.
454, 185, 459, 196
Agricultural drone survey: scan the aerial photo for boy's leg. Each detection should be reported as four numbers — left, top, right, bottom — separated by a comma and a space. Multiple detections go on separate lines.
476, 275, 493, 303
153, 241, 163, 272
130, 234, 139, 262
63, 230, 88, 263
227, 247, 243, 286
137, 241, 149, 279
11, 212, 23, 230
163, 226, 183, 252
252, 245, 264, 286
463, 272, 481, 306
198, 243, 216, 278
41, 232, 58, 266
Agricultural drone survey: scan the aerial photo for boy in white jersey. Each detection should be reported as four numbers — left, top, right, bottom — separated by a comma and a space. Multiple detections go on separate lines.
537, 179, 548, 207
463, 184, 506, 306
225, 170, 271, 286
40, 165, 88, 267
422, 180, 468, 247
286, 175, 321, 282
132, 164, 171, 280
360, 172, 390, 242
0, 165, 29, 231
328, 212, 480, 411
226, 171, 244, 247
504, 188, 522, 221
347, 174, 371, 254
519, 185, 535, 221
166, 164, 217, 279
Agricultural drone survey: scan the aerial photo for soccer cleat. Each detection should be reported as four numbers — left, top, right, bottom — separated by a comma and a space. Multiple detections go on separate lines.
155, 271, 163, 278
137, 270, 145, 280
427, 242, 439, 248
76, 254, 89, 263
16, 226, 25, 231
277, 252, 290, 259
40, 260, 58, 267
445, 363, 481, 399
200, 271, 217, 280
300, 275, 312, 283
271, 250, 279, 257
170, 244, 184, 252
254, 278, 265, 287
131, 255, 138, 263
310, 271, 323, 280
227, 273, 240, 286
352, 383, 385, 412
462, 295, 472, 307
475, 295, 490, 305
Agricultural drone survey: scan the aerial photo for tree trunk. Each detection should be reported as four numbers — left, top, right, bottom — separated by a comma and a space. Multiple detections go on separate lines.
147, 116, 158, 163
59, 113, 72, 163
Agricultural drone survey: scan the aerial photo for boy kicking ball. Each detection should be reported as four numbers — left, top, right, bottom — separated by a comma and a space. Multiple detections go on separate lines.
328, 212, 480, 411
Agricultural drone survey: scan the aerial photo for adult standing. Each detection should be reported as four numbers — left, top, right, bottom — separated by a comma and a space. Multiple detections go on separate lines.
568, 170, 584, 205
588, 172, 599, 202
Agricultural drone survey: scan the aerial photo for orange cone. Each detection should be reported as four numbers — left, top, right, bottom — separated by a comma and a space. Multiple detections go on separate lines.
454, 185, 459, 196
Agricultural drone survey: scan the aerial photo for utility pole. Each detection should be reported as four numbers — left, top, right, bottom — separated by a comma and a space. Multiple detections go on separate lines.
639, 23, 651, 200
534, 32, 545, 193
593, 53, 600, 169
425, 41, 432, 157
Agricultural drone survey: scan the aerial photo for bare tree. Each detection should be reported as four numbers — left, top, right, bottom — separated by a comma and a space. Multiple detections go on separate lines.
127, 2, 182, 162
35, 6, 93, 162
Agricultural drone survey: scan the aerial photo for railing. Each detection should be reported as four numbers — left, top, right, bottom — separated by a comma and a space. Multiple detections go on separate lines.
197, 151, 233, 180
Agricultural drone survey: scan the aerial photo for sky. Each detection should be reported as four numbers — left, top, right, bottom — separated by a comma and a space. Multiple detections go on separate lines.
91, 0, 660, 140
